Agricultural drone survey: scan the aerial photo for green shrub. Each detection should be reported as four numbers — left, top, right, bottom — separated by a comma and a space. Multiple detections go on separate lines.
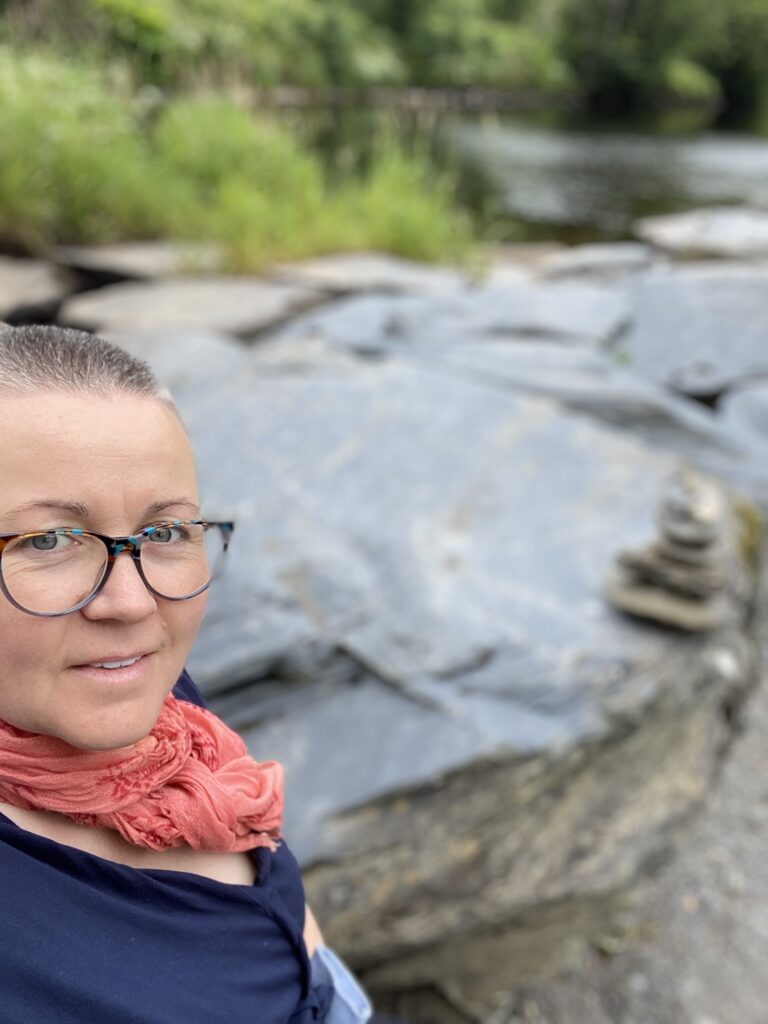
0, 49, 177, 248
0, 50, 474, 265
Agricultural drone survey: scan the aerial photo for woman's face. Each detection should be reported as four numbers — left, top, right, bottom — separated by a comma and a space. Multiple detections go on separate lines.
0, 391, 208, 750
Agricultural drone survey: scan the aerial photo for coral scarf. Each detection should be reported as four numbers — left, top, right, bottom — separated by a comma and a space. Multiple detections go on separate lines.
0, 695, 283, 853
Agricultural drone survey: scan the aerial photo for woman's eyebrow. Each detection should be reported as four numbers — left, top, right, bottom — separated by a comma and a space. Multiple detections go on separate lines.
2, 499, 90, 520
2, 498, 201, 521
142, 499, 202, 517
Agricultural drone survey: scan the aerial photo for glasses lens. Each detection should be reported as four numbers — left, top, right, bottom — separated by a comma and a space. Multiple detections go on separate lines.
139, 522, 226, 599
1, 531, 107, 614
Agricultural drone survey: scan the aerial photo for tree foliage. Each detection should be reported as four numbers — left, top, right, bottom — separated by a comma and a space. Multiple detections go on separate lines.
1, 0, 767, 113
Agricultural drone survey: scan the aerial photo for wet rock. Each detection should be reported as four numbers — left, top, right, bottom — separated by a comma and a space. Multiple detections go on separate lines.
272, 251, 466, 294
60, 276, 324, 338
635, 207, 768, 259
49, 241, 221, 285
615, 263, 768, 399
0, 256, 71, 323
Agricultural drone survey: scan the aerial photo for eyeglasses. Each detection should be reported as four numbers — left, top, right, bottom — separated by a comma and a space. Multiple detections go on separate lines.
0, 520, 234, 617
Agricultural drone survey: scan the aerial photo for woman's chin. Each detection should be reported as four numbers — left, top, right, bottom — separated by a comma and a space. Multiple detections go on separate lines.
54, 705, 165, 752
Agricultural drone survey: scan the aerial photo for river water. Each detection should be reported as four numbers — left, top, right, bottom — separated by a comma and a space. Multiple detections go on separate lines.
441, 111, 768, 242
302, 106, 768, 244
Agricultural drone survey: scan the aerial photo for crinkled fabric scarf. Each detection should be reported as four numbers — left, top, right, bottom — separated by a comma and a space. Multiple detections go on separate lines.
0, 695, 283, 852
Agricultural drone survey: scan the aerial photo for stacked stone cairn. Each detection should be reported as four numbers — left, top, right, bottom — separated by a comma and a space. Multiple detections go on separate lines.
605, 469, 740, 631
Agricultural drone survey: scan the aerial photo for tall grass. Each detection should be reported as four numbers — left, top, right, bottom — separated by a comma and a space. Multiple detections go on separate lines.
0, 50, 474, 266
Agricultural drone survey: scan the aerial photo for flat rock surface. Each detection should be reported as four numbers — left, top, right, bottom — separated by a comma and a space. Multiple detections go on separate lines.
60, 276, 324, 337
273, 251, 467, 294
391, 338, 768, 501
273, 278, 629, 349
50, 241, 221, 280
635, 206, 768, 259
615, 263, 768, 398
0, 256, 70, 321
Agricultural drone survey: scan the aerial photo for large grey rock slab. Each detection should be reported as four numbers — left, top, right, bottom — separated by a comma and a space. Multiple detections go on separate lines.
0, 256, 71, 323
272, 277, 630, 350
50, 241, 220, 283
60, 276, 324, 338
635, 207, 768, 259
273, 251, 466, 294
615, 263, 768, 399
169, 338, 756, 1017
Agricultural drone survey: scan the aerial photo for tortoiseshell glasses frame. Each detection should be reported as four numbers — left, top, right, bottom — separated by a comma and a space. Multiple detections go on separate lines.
0, 519, 234, 617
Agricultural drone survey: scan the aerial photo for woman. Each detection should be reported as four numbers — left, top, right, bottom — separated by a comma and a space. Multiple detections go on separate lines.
0, 324, 371, 1023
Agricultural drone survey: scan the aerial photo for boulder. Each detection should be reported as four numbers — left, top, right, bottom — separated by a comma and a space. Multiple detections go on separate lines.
0, 256, 71, 323
615, 263, 768, 399
635, 207, 768, 259
162, 337, 758, 1020
50, 241, 220, 284
59, 276, 325, 338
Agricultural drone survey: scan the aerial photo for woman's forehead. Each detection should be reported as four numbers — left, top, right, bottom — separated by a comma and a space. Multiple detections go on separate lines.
0, 392, 198, 525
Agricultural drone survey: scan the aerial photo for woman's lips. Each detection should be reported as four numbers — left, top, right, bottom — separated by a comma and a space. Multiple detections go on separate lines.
69, 653, 153, 683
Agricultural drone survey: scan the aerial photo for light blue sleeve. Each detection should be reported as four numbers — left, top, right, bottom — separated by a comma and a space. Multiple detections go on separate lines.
310, 945, 373, 1024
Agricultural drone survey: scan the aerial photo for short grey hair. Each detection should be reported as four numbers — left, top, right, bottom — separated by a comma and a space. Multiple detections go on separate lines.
0, 324, 180, 419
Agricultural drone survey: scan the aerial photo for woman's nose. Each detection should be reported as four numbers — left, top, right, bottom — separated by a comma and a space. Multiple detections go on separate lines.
80, 551, 157, 622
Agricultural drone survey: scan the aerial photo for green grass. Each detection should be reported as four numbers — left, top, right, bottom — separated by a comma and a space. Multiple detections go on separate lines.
0, 49, 475, 268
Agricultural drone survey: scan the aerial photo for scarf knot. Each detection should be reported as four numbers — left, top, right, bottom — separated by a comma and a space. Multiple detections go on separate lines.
0, 695, 283, 853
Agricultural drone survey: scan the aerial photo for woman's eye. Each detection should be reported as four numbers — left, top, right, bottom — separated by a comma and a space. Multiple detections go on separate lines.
25, 532, 73, 552
148, 525, 183, 543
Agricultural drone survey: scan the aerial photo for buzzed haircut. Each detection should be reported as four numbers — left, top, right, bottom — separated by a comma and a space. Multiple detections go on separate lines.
0, 324, 180, 421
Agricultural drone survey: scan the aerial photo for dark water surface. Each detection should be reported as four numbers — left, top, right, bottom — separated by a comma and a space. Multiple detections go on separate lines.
298, 106, 768, 244
447, 111, 768, 241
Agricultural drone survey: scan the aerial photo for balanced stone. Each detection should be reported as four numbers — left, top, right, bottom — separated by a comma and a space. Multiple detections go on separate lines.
635, 206, 768, 259
60, 276, 324, 338
0, 256, 71, 323
604, 471, 739, 630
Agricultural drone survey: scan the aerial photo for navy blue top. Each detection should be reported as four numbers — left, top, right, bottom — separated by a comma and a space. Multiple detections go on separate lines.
0, 670, 331, 1023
